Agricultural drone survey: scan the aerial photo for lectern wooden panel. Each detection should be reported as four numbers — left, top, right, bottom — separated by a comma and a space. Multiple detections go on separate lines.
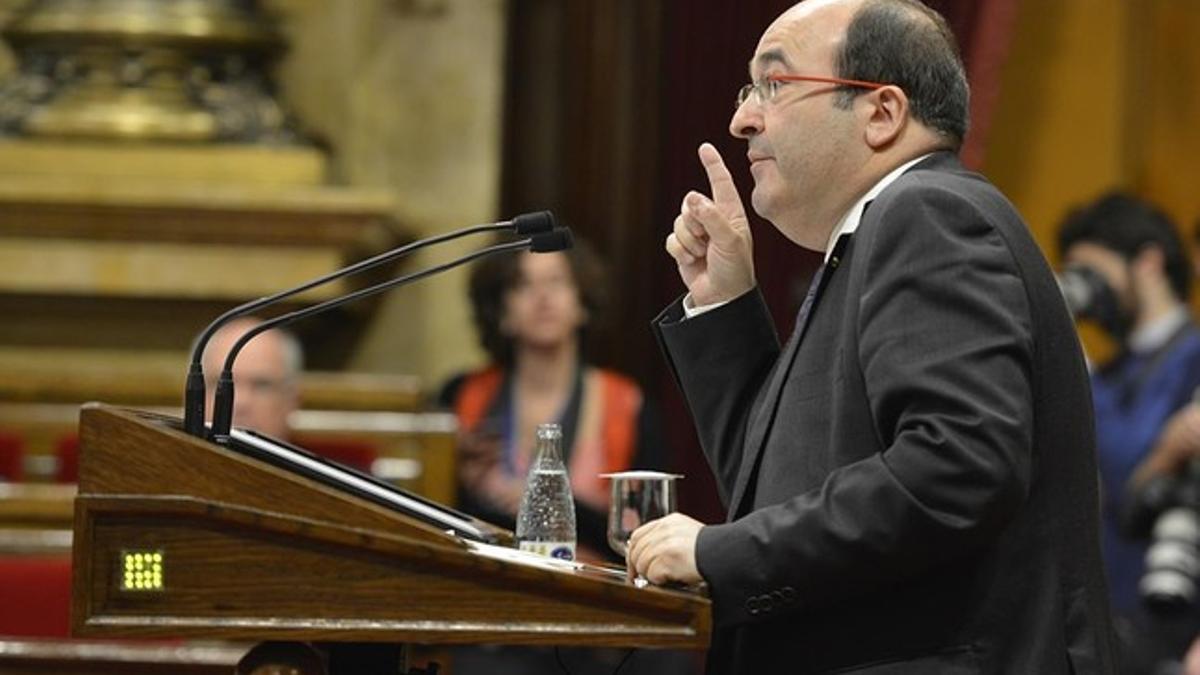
71, 405, 711, 649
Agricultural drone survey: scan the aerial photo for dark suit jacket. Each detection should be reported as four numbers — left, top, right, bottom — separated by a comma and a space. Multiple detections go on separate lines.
655, 153, 1117, 674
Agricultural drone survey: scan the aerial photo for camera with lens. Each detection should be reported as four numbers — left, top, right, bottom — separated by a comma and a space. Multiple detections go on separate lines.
1057, 265, 1119, 322
1122, 459, 1200, 613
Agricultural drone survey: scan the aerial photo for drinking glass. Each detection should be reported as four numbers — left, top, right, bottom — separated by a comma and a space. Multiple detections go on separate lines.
600, 471, 683, 560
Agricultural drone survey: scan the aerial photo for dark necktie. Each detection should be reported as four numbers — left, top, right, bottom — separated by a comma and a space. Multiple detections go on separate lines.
793, 261, 829, 336
793, 234, 850, 336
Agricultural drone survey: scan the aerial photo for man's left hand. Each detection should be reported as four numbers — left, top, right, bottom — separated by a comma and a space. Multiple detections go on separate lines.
626, 512, 704, 586
1133, 404, 1200, 489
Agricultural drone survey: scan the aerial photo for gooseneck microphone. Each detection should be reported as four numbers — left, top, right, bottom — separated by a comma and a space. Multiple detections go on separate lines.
208, 226, 574, 442
181, 211, 556, 438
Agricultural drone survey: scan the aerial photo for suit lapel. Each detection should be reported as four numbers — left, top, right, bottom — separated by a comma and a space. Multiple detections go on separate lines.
726, 313, 806, 518
726, 235, 850, 519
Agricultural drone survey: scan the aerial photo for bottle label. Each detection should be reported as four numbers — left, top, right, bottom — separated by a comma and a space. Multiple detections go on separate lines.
519, 540, 576, 561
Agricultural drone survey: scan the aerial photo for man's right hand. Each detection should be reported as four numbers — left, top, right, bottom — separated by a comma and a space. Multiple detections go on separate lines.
665, 143, 755, 306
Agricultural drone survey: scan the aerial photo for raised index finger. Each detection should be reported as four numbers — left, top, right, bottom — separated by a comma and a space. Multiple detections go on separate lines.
698, 142, 742, 213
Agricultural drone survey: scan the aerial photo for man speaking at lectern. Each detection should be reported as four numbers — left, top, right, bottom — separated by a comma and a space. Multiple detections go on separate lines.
627, 0, 1117, 672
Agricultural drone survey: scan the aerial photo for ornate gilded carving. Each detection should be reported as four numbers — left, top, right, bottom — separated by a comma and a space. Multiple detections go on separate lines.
0, 0, 300, 143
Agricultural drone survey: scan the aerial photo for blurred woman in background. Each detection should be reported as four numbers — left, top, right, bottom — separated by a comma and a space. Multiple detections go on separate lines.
440, 237, 667, 562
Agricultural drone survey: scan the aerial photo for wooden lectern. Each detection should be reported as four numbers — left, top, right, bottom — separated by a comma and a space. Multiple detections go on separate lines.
71, 404, 710, 672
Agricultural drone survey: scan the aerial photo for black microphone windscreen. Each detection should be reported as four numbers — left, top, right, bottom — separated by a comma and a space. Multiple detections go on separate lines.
530, 227, 574, 253
512, 211, 557, 235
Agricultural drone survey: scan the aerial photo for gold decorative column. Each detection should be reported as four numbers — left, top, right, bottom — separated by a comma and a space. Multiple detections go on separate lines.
0, 1, 411, 473
0, 0, 295, 143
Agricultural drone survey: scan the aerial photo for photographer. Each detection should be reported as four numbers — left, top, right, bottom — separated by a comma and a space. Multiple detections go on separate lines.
1124, 401, 1200, 673
1059, 194, 1200, 668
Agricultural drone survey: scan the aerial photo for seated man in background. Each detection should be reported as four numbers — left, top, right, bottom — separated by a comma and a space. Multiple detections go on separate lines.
201, 317, 302, 440
1058, 194, 1200, 670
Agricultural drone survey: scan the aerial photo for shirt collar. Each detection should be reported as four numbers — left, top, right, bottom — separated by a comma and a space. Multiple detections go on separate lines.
1128, 306, 1190, 355
823, 153, 933, 263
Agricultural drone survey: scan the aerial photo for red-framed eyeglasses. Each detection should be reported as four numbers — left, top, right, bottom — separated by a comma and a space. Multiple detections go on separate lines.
735, 74, 890, 109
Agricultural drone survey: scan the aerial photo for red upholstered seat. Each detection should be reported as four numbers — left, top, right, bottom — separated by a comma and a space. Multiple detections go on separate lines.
55, 435, 80, 484
0, 432, 24, 482
0, 555, 72, 637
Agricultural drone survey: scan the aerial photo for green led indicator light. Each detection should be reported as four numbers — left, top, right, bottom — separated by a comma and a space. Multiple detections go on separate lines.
119, 550, 165, 592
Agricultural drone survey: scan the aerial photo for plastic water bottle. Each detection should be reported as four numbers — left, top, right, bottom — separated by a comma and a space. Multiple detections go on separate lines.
515, 423, 577, 560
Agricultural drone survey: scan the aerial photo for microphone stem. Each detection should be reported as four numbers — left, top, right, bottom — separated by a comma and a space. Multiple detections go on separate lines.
210, 238, 533, 442
183, 221, 511, 438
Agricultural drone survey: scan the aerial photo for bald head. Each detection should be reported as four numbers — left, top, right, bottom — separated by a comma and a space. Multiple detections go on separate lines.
201, 318, 302, 439
773, 0, 865, 27
754, 0, 857, 77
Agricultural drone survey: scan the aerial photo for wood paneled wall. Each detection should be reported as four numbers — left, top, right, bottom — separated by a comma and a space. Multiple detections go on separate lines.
270, 0, 507, 385
984, 0, 1200, 360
